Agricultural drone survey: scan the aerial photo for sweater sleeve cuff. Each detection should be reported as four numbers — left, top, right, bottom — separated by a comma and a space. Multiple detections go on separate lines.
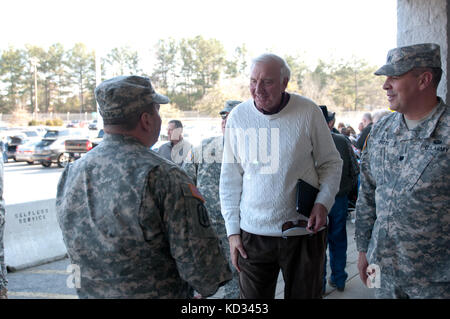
315, 192, 334, 213
225, 220, 241, 237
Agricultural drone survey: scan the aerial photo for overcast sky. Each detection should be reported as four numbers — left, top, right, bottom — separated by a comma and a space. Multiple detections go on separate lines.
1, 0, 397, 67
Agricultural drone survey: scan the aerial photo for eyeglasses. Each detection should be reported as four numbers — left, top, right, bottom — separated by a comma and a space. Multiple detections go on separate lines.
220, 113, 229, 120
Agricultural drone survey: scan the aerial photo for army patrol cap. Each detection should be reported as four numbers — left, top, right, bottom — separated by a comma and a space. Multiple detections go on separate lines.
95, 75, 169, 124
220, 100, 242, 115
375, 43, 441, 76
319, 105, 335, 123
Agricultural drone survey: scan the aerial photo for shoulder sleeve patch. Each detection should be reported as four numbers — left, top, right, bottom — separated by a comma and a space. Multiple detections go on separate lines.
186, 183, 205, 203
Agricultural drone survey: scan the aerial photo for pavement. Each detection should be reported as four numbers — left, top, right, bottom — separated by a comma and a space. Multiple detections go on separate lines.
5, 216, 374, 299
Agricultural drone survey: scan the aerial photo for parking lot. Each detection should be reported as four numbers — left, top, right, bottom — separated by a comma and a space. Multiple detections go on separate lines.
3, 161, 64, 205
1, 119, 223, 206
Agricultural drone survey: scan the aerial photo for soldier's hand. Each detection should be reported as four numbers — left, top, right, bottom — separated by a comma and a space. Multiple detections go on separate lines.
307, 203, 328, 233
228, 234, 247, 273
357, 252, 369, 286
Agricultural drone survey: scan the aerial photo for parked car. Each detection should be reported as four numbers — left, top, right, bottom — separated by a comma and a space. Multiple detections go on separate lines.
3, 129, 41, 161
33, 126, 48, 136
22, 129, 42, 140
5, 134, 24, 161
34, 129, 89, 168
43, 128, 88, 139
88, 120, 98, 130
66, 120, 80, 128
64, 129, 104, 163
15, 140, 40, 164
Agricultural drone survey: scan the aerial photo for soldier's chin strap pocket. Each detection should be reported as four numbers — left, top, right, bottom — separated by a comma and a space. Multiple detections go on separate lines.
181, 183, 216, 239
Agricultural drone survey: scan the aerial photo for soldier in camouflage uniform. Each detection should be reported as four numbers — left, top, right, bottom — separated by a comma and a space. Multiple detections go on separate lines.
0, 160, 7, 299
182, 100, 241, 298
355, 43, 450, 298
56, 75, 231, 299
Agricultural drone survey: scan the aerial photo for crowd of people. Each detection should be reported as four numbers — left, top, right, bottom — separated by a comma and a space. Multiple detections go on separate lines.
333, 109, 391, 159
0, 43, 448, 300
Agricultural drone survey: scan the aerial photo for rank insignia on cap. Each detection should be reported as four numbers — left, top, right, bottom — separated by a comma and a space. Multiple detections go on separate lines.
188, 184, 205, 203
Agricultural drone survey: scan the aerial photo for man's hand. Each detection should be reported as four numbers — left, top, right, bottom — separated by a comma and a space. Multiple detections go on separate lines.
228, 234, 247, 272
307, 203, 328, 233
357, 252, 369, 286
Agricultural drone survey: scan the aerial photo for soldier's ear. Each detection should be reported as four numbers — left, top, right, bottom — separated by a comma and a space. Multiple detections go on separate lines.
140, 112, 152, 132
417, 71, 433, 91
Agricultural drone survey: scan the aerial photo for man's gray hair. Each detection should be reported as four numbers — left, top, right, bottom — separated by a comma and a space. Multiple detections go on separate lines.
251, 53, 291, 84
372, 110, 391, 123
362, 112, 373, 122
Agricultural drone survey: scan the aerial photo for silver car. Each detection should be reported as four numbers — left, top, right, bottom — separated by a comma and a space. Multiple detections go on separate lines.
15, 140, 40, 164
34, 128, 89, 168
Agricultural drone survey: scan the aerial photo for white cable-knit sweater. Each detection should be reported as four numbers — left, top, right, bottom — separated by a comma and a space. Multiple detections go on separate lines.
219, 93, 343, 237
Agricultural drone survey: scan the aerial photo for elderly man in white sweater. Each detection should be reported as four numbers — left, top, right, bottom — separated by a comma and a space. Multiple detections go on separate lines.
219, 53, 342, 299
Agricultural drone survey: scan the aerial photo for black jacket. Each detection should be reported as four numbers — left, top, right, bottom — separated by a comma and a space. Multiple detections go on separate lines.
332, 133, 360, 197
355, 123, 373, 150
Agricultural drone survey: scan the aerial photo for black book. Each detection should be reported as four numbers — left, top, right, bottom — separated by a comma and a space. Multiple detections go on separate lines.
296, 179, 319, 218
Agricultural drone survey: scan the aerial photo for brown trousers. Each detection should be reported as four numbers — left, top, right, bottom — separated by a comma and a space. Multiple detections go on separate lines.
238, 229, 327, 299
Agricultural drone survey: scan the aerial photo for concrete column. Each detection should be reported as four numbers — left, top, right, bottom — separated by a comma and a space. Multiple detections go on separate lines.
397, 0, 449, 103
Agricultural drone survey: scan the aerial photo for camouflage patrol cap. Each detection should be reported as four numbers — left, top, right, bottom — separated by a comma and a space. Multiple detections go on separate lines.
375, 43, 441, 76
220, 100, 242, 115
95, 75, 169, 124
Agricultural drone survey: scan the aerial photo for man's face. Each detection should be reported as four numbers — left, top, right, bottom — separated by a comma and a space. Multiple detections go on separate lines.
358, 122, 364, 132
382, 70, 421, 114
167, 122, 182, 142
362, 117, 370, 128
250, 61, 288, 113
